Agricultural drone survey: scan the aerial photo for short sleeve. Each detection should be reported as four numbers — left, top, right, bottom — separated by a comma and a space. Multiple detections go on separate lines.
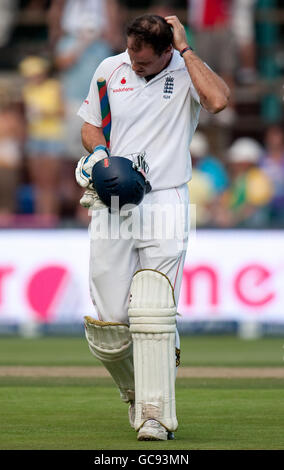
77, 64, 105, 127
77, 55, 116, 126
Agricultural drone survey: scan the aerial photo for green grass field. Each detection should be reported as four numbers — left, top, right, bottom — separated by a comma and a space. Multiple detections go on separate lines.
0, 335, 283, 450
0, 335, 283, 367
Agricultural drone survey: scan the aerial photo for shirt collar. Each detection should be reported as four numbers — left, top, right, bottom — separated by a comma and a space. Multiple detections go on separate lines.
166, 49, 185, 72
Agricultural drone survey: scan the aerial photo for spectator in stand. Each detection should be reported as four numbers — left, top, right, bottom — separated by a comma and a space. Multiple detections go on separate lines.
19, 55, 65, 220
188, 164, 215, 227
0, 0, 18, 48
49, 0, 125, 224
48, 0, 124, 52
260, 125, 284, 225
232, 0, 258, 85
149, 0, 177, 16
189, 131, 229, 226
0, 89, 25, 221
190, 131, 229, 193
187, 0, 236, 126
50, 0, 124, 161
216, 137, 273, 227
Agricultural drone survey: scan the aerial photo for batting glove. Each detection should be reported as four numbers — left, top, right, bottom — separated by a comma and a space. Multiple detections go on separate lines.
75, 145, 109, 188
75, 145, 109, 210
79, 188, 107, 210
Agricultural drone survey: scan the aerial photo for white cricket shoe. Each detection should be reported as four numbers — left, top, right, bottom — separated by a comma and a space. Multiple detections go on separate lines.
137, 419, 168, 441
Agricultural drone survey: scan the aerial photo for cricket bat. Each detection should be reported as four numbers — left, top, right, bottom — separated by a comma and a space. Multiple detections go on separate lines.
80, 78, 111, 209
97, 77, 111, 149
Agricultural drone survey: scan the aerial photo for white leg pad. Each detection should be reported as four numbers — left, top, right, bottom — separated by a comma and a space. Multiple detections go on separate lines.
84, 316, 135, 402
128, 270, 178, 432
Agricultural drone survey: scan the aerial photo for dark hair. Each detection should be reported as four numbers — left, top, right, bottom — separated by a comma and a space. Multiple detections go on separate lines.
126, 14, 173, 56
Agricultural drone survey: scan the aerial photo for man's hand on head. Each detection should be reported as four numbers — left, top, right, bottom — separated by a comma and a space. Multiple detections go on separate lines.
164, 16, 188, 53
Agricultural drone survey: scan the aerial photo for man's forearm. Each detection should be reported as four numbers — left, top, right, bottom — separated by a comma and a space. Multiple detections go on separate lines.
182, 49, 230, 113
81, 122, 107, 154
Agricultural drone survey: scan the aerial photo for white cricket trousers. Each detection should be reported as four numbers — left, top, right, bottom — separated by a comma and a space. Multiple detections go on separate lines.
88, 183, 189, 326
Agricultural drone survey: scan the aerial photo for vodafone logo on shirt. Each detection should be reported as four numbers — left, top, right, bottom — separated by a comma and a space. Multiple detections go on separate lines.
112, 87, 134, 93
112, 76, 134, 92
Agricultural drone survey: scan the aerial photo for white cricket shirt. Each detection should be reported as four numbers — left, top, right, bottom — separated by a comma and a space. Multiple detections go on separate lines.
77, 49, 201, 191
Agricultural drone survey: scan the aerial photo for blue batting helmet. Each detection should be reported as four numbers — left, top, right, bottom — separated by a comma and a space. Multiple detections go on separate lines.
91, 156, 151, 209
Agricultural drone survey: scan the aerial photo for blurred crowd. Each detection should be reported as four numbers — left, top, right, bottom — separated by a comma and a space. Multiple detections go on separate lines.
189, 126, 284, 228
0, 0, 283, 228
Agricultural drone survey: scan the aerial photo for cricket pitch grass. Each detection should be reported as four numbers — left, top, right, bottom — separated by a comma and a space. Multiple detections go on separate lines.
0, 335, 283, 450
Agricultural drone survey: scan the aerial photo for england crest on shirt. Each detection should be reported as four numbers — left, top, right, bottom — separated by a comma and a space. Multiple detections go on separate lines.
163, 75, 174, 99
